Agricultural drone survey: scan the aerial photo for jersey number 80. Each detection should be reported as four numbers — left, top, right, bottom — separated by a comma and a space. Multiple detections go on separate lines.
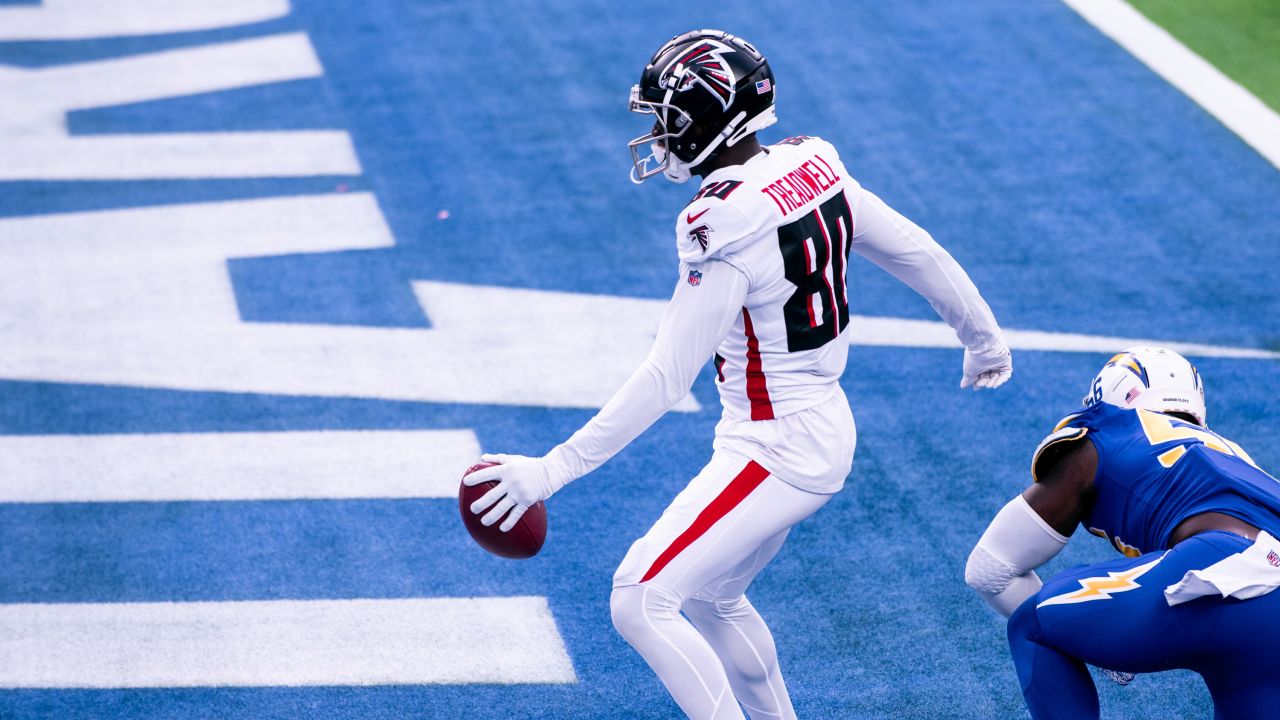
777, 191, 853, 352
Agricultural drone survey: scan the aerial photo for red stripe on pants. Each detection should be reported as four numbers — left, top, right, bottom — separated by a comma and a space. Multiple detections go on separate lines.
742, 308, 774, 421
639, 461, 771, 584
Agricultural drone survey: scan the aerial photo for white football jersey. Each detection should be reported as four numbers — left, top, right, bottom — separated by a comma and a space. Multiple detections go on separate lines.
676, 136, 861, 421
544, 135, 1005, 492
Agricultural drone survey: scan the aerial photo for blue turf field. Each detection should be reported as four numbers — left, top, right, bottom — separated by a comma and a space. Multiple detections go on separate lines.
2, 1, 1279, 718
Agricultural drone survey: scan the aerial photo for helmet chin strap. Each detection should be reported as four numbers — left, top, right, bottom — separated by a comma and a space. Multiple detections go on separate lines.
662, 110, 747, 184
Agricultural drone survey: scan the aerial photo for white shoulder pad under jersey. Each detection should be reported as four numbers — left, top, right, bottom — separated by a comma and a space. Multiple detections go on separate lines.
674, 136, 855, 268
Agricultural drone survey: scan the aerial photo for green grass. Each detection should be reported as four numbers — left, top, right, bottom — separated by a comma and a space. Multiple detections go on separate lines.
1127, 0, 1280, 112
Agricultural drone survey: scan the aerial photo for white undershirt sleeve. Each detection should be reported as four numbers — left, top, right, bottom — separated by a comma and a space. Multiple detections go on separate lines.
543, 260, 748, 484
965, 495, 1070, 617
850, 189, 1005, 353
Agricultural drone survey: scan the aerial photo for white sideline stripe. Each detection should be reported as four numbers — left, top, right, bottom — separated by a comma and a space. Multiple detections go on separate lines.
1063, 0, 1280, 170
0, 430, 480, 503
849, 314, 1280, 360
0, 597, 577, 688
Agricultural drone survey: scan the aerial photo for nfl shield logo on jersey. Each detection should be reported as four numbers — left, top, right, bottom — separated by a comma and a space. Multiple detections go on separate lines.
687, 269, 703, 286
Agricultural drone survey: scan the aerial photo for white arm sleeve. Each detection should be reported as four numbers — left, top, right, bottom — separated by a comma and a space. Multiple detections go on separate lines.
850, 189, 1005, 353
542, 260, 748, 484
965, 495, 1070, 617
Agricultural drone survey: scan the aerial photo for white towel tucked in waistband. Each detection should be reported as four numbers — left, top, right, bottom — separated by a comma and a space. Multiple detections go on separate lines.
1165, 530, 1280, 607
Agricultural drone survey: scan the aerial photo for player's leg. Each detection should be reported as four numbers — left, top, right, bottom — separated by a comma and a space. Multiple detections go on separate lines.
1204, 662, 1280, 720
1175, 534, 1280, 720
675, 392, 852, 719
610, 583, 743, 720
1006, 597, 1100, 720
1008, 546, 1201, 719
683, 529, 795, 720
611, 452, 831, 720
1009, 531, 1280, 719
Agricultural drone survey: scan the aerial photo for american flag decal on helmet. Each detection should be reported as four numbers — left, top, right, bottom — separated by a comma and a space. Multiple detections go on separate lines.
662, 40, 737, 110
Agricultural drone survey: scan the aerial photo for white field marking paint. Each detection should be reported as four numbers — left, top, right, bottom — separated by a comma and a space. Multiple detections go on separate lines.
0, 33, 359, 179
849, 315, 1280, 360
0, 430, 480, 503
0, 597, 577, 688
1063, 0, 1280, 170
0, 0, 288, 40
0, 196, 1270, 411
1, 133, 360, 180
0, 194, 698, 411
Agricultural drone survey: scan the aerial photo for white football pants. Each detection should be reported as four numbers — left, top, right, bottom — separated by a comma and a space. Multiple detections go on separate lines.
610, 451, 838, 719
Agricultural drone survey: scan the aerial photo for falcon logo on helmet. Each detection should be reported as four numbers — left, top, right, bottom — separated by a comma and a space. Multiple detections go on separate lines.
660, 40, 737, 110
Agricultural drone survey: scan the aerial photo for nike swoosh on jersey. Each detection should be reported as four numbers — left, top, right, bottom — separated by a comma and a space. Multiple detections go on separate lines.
686, 208, 710, 224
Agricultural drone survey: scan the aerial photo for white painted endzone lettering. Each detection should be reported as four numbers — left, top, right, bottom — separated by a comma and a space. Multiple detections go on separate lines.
0, 430, 481, 502
0, 597, 578, 688
0, 0, 289, 41
0, 33, 361, 179
0, 195, 697, 410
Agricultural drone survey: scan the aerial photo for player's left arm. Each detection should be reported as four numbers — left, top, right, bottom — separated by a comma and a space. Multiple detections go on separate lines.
849, 189, 1011, 390
465, 259, 748, 531
965, 438, 1095, 616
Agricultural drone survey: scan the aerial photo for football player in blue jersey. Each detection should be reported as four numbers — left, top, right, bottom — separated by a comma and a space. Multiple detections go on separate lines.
965, 347, 1280, 719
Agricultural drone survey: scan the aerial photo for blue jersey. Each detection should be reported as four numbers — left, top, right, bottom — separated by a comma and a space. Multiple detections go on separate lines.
1032, 402, 1280, 556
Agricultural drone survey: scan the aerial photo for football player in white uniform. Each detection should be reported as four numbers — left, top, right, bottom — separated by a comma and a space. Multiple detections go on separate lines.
466, 30, 1012, 719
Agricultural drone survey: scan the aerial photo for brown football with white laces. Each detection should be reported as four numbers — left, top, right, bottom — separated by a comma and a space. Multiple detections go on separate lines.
458, 462, 547, 559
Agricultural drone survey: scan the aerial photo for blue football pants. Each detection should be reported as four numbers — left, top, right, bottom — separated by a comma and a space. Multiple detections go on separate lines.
1008, 530, 1280, 720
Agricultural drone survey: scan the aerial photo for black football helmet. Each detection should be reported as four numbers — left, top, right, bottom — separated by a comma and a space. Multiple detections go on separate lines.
628, 30, 777, 184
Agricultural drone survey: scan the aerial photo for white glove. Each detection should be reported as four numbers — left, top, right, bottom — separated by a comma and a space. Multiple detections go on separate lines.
962, 343, 1013, 390
462, 453, 569, 532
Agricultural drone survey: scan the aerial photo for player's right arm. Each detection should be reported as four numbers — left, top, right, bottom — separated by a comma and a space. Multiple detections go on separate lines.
848, 189, 1011, 390
964, 433, 1095, 616
543, 259, 747, 480
464, 259, 747, 530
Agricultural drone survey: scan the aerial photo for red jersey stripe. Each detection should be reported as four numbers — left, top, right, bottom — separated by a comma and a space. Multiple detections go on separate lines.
742, 307, 775, 420
639, 460, 771, 583
812, 205, 841, 340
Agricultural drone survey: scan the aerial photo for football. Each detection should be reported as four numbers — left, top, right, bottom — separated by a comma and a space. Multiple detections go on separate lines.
458, 462, 547, 559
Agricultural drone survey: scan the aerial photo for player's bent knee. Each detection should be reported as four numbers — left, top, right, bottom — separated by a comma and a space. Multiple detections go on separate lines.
611, 583, 680, 642
610, 584, 643, 640
684, 594, 749, 622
